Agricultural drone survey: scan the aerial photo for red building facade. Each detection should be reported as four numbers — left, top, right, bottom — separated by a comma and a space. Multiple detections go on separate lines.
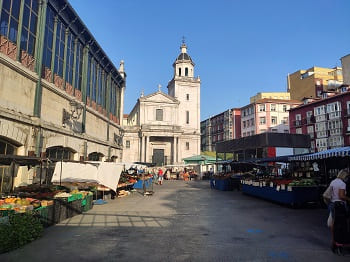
200, 108, 241, 152
289, 86, 350, 152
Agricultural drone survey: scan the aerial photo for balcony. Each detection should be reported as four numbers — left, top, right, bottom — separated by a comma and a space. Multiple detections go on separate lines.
293, 120, 302, 127
306, 116, 315, 124
328, 111, 341, 120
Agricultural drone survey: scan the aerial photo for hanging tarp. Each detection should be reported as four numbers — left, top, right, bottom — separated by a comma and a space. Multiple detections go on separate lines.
288, 146, 350, 161
51, 162, 123, 192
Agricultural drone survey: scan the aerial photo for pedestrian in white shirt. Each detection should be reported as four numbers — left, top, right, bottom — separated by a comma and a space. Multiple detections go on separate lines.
329, 169, 350, 252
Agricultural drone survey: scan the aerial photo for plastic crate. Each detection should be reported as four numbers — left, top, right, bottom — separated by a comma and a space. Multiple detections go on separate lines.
67, 195, 76, 202
83, 195, 93, 212
0, 209, 15, 217
81, 199, 87, 207
76, 193, 83, 200
67, 200, 82, 218
53, 198, 68, 223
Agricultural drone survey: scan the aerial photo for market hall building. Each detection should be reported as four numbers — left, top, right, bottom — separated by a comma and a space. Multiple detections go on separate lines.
0, 0, 126, 191
122, 43, 201, 166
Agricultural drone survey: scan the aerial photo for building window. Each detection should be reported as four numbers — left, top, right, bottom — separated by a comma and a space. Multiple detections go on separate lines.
271, 104, 276, 111
54, 20, 66, 77
186, 111, 189, 124
156, 109, 163, 121
259, 117, 266, 125
126, 140, 130, 149
185, 67, 188, 76
0, 0, 20, 43
65, 32, 75, 84
46, 146, 75, 161
186, 142, 189, 150
178, 68, 181, 76
20, 0, 38, 56
74, 41, 83, 91
186, 94, 189, 100
283, 105, 287, 112
271, 116, 277, 125
296, 128, 302, 134
259, 104, 265, 112
42, 7, 55, 68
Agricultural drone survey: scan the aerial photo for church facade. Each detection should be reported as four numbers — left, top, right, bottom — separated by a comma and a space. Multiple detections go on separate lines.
122, 43, 201, 166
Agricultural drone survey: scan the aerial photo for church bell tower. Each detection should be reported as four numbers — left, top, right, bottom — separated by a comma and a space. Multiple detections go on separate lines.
167, 41, 201, 156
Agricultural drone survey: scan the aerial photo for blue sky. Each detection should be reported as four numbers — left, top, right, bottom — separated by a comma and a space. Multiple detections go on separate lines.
69, 0, 350, 120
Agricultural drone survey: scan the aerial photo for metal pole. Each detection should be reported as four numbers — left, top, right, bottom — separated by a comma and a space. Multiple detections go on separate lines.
60, 148, 63, 186
39, 160, 43, 186
11, 161, 15, 193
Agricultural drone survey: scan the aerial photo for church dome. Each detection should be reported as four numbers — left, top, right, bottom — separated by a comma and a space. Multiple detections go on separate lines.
175, 43, 193, 63
176, 52, 192, 62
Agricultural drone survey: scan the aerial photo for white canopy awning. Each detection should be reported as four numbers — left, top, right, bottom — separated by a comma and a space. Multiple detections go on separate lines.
51, 162, 123, 192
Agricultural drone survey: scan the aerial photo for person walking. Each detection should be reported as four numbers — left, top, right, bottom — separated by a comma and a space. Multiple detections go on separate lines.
158, 168, 164, 185
328, 169, 350, 252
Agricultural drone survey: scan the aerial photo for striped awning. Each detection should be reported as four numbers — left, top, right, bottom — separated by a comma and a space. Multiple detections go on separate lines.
288, 146, 350, 161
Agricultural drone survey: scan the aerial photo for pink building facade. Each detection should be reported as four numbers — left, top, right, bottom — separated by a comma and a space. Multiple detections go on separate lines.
241, 99, 301, 137
289, 86, 350, 152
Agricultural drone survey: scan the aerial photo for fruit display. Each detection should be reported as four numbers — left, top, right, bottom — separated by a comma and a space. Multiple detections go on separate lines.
0, 197, 41, 214
288, 179, 316, 187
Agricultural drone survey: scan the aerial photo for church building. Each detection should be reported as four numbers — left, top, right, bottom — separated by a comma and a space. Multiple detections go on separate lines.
122, 43, 201, 166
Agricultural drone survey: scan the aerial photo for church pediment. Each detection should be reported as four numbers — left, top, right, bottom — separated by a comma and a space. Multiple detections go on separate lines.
140, 91, 179, 104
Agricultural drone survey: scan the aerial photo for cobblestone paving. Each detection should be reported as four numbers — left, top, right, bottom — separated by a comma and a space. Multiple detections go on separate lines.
1, 180, 349, 261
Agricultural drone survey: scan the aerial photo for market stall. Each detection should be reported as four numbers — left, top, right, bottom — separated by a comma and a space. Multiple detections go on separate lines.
211, 160, 260, 191
237, 146, 350, 206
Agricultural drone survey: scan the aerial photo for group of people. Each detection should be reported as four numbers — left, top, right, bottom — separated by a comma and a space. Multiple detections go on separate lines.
327, 169, 350, 252
150, 168, 197, 184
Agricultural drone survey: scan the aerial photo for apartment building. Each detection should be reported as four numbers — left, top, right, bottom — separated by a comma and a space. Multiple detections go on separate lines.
241, 99, 301, 137
288, 66, 343, 101
289, 86, 350, 152
250, 92, 290, 103
200, 108, 241, 152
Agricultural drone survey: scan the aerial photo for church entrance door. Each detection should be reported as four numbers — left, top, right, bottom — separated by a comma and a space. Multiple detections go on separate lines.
152, 149, 164, 166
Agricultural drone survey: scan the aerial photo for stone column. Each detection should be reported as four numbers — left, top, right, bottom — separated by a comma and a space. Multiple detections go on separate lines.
173, 136, 177, 164
140, 135, 144, 162
145, 136, 149, 163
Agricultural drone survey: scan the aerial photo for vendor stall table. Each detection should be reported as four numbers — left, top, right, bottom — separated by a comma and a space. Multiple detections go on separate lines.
241, 184, 320, 206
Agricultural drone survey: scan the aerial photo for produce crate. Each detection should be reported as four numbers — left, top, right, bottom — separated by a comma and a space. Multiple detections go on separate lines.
33, 206, 53, 227
81, 199, 87, 207
67, 199, 82, 218
0, 209, 15, 217
53, 198, 68, 223
83, 195, 93, 212
75, 193, 83, 200
67, 194, 77, 202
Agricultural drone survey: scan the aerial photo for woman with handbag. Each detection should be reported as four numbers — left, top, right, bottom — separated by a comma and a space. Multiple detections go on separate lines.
327, 169, 350, 252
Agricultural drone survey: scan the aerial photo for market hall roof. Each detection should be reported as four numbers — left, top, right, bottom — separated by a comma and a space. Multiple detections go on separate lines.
216, 133, 311, 153
48, 0, 125, 86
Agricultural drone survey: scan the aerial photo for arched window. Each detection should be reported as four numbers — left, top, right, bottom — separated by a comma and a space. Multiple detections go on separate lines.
88, 152, 104, 161
178, 68, 181, 76
0, 137, 18, 194
185, 67, 188, 76
46, 146, 75, 160
0, 138, 17, 155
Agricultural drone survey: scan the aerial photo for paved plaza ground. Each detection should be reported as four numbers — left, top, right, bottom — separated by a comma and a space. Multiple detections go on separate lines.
1, 180, 349, 261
